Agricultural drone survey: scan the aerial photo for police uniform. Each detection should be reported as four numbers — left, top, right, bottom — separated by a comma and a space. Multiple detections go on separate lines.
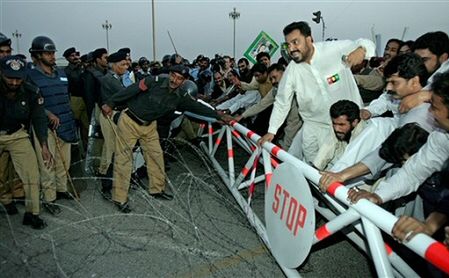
104, 66, 221, 210
97, 52, 127, 190
83, 48, 108, 122
64, 47, 89, 131
0, 55, 47, 228
27, 63, 77, 205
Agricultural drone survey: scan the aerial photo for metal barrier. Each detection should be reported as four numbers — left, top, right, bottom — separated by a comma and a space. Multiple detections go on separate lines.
187, 115, 449, 278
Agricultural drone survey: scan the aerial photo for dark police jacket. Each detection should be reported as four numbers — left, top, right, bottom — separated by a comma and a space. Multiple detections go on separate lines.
83, 65, 107, 119
27, 66, 78, 143
105, 76, 218, 122
65, 63, 84, 98
100, 71, 125, 107
0, 81, 48, 144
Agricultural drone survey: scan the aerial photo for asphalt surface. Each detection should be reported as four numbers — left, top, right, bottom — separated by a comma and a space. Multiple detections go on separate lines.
0, 138, 374, 277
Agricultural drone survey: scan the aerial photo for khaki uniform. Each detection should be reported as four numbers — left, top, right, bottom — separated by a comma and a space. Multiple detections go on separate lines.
0, 130, 41, 214
113, 113, 165, 203
70, 96, 89, 129
98, 112, 117, 175
34, 129, 71, 202
105, 76, 219, 204
0, 153, 25, 205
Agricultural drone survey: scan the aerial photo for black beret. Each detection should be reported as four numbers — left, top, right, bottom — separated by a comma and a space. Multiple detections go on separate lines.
118, 47, 131, 54
0, 55, 27, 79
92, 48, 107, 60
169, 65, 190, 79
107, 51, 128, 63
63, 47, 76, 58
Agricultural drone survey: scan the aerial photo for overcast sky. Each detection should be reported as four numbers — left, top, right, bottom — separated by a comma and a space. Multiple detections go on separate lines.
1, 0, 448, 63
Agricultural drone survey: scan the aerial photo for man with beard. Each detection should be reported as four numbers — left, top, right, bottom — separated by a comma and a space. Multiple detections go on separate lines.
0, 55, 52, 228
319, 53, 437, 192
313, 100, 364, 170
312, 96, 396, 174
259, 21, 375, 163
237, 58, 253, 83
27, 36, 78, 215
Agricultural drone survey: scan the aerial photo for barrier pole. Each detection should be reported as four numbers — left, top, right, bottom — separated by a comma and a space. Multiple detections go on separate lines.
199, 141, 301, 278
226, 126, 235, 186
208, 123, 213, 153
361, 217, 394, 277
231, 121, 449, 275
211, 126, 226, 156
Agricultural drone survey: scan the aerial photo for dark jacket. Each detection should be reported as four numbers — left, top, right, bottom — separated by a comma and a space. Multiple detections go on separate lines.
0, 80, 48, 144
100, 71, 125, 107
65, 63, 84, 98
82, 65, 107, 119
106, 76, 218, 122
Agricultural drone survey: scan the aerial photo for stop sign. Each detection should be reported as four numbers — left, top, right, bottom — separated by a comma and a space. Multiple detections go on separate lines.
265, 162, 315, 268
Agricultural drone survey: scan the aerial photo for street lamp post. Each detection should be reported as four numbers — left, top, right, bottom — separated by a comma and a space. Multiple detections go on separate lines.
102, 20, 112, 51
151, 0, 156, 61
12, 30, 22, 53
229, 7, 240, 58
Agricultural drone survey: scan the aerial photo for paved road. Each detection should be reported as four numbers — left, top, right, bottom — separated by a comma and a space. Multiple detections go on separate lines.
0, 140, 373, 277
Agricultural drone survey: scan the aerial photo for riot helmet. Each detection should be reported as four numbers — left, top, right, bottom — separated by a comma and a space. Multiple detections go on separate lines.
29, 36, 57, 53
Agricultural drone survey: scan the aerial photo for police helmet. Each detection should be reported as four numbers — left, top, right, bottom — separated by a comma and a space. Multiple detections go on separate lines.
0, 32, 11, 47
29, 36, 57, 53
180, 80, 198, 98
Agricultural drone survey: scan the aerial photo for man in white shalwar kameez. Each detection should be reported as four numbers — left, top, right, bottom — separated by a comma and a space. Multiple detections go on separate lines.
259, 21, 375, 163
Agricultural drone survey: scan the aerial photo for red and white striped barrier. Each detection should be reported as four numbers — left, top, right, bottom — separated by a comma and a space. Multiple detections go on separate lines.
191, 117, 449, 277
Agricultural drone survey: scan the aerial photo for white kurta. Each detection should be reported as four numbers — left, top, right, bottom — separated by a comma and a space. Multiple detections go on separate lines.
331, 117, 397, 172
269, 39, 376, 162
361, 102, 437, 175
216, 90, 261, 114
374, 130, 449, 203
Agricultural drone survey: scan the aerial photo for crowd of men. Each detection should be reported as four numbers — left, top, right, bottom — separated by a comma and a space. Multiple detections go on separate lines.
1, 20, 449, 276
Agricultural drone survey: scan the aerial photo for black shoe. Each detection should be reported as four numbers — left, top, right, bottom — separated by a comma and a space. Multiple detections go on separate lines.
113, 201, 132, 213
100, 188, 112, 201
150, 191, 173, 201
56, 191, 75, 200
23, 212, 47, 229
2, 203, 18, 215
43, 202, 62, 215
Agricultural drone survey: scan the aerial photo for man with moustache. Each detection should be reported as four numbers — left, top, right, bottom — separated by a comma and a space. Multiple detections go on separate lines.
102, 65, 233, 212
0, 55, 52, 228
259, 21, 375, 163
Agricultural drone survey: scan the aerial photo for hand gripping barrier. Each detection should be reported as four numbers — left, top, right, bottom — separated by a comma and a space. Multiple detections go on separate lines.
185, 114, 449, 278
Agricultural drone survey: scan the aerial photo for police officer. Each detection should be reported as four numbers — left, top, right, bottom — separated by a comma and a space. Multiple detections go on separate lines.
63, 47, 89, 150
135, 57, 151, 81
27, 36, 78, 215
0, 32, 26, 212
102, 65, 233, 212
97, 51, 128, 197
84, 48, 108, 123
0, 55, 51, 228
